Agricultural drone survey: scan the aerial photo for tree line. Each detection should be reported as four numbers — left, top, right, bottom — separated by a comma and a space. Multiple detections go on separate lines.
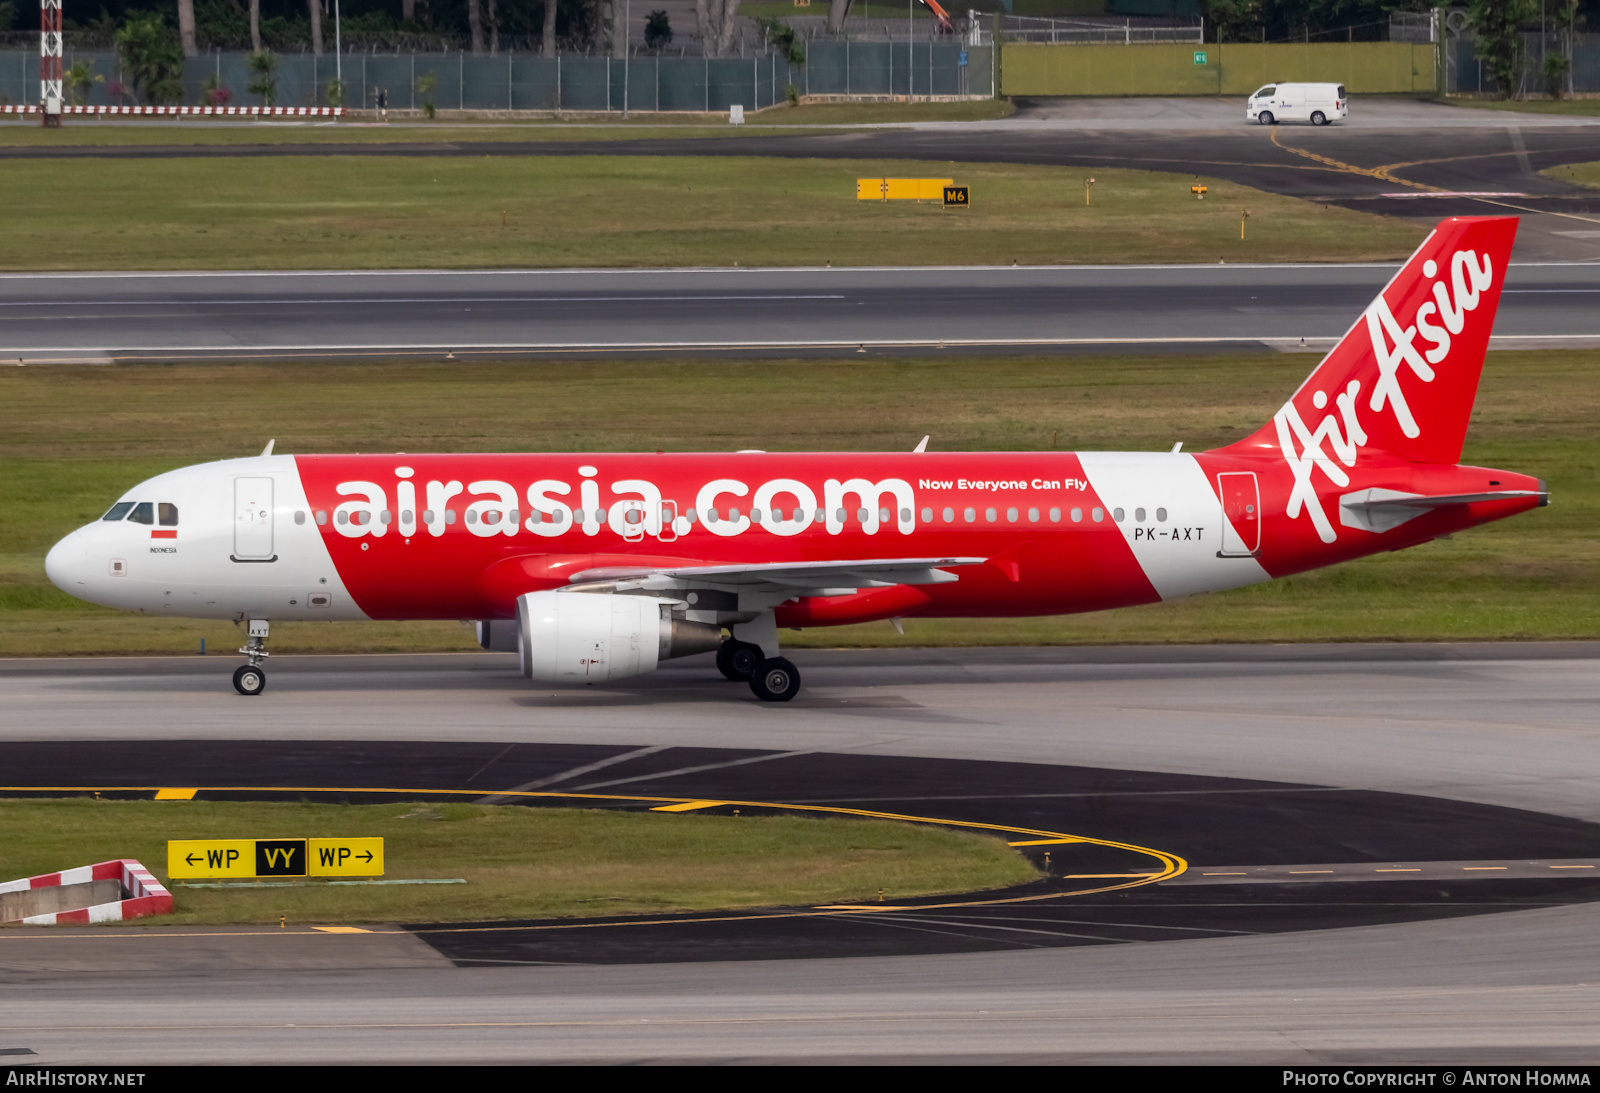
3, 0, 745, 58
1198, 0, 1592, 45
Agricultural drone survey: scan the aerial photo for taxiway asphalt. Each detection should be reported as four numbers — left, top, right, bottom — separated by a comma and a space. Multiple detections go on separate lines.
3, 644, 1600, 1062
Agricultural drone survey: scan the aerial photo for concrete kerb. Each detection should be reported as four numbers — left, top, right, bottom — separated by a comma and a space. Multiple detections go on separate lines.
1, 859, 174, 926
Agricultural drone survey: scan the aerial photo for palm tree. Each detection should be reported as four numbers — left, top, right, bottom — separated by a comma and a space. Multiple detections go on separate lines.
696, 0, 743, 57
178, 0, 197, 56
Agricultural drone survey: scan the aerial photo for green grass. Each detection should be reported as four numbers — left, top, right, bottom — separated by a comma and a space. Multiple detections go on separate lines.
0, 799, 1037, 924
1442, 97, 1600, 117
0, 350, 1593, 655
0, 155, 1419, 271
1544, 160, 1600, 189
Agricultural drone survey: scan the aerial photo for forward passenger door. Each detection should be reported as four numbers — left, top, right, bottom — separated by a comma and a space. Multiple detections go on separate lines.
233, 477, 276, 561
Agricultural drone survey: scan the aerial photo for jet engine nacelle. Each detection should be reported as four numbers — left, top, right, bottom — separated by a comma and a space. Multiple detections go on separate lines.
516, 590, 721, 683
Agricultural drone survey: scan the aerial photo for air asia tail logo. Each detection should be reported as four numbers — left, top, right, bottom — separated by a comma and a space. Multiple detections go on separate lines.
1276, 247, 1496, 543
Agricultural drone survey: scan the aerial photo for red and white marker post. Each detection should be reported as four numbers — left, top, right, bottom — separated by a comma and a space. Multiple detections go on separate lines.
41, 0, 63, 127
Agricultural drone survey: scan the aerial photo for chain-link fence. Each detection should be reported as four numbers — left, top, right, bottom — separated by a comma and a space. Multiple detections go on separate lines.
1446, 33, 1600, 96
0, 41, 992, 111
995, 15, 1201, 44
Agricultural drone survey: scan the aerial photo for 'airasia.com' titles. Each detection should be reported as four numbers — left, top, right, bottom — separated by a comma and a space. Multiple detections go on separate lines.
327, 465, 925, 540
1274, 246, 1495, 544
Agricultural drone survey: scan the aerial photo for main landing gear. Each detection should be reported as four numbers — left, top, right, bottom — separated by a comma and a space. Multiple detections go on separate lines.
233, 618, 269, 696
717, 636, 801, 703
716, 639, 764, 682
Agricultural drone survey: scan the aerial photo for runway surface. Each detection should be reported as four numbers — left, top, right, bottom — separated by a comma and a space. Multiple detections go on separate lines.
4, 643, 1600, 1062
6, 261, 1600, 361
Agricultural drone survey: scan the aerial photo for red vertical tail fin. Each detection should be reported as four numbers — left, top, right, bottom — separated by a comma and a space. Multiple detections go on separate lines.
1219, 216, 1518, 465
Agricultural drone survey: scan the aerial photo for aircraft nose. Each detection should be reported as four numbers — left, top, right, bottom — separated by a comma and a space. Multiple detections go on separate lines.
45, 530, 86, 591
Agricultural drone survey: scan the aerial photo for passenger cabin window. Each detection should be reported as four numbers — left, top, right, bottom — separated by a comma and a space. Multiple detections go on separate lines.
159, 503, 178, 526
102, 502, 135, 522
127, 502, 154, 525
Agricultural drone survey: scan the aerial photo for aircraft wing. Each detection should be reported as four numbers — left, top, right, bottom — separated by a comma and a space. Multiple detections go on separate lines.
570, 556, 987, 591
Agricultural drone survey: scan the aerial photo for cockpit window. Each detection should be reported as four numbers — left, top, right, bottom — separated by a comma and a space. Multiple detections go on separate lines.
102, 502, 135, 522
159, 503, 179, 526
127, 502, 155, 525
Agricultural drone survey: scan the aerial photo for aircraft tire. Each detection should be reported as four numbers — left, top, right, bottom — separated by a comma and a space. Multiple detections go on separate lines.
749, 657, 801, 703
716, 640, 763, 681
233, 664, 267, 696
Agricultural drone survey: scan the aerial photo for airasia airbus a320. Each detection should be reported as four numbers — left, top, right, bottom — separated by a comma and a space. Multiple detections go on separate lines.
46, 217, 1545, 701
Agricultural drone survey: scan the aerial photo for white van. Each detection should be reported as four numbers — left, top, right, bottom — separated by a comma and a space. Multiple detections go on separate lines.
1246, 83, 1347, 126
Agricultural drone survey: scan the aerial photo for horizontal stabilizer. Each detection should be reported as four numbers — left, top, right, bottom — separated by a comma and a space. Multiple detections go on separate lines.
1340, 488, 1543, 534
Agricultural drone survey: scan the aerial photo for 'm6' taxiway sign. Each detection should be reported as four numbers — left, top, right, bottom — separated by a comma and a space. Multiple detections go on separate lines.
168, 838, 384, 879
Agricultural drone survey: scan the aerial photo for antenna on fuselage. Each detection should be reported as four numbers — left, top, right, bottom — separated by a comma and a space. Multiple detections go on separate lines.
260, 439, 275, 457
913, 436, 929, 453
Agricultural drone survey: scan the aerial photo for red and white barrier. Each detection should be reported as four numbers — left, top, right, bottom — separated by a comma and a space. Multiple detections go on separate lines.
0, 859, 173, 926
1, 104, 342, 117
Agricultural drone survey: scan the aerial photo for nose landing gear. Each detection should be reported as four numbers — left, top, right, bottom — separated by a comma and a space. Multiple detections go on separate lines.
233, 618, 270, 696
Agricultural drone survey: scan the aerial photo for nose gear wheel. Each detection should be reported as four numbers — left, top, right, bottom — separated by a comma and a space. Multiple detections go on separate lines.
233, 664, 267, 696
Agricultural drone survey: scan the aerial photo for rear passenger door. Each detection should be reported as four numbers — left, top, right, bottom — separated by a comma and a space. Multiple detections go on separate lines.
1217, 472, 1261, 557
